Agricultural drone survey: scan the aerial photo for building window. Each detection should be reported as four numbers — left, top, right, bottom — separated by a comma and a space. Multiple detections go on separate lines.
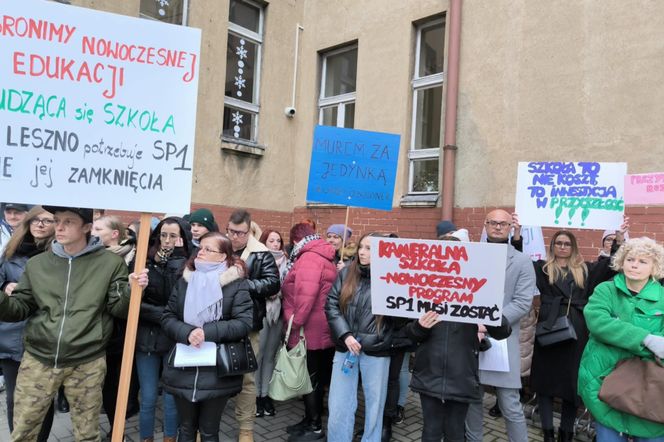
140, 0, 189, 25
319, 46, 357, 128
408, 18, 444, 194
222, 0, 264, 143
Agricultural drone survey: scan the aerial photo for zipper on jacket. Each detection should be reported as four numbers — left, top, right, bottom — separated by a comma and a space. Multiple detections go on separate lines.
54, 257, 73, 369
191, 367, 200, 402
440, 325, 449, 403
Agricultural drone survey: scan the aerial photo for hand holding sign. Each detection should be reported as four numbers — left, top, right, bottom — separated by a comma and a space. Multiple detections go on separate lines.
418, 311, 440, 329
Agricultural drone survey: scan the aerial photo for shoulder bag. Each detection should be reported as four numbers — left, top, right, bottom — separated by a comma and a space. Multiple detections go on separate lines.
535, 294, 577, 346
217, 338, 257, 378
599, 357, 664, 424
268, 315, 313, 401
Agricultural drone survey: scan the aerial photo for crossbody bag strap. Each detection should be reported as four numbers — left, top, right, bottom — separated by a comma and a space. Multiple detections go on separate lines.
284, 314, 295, 343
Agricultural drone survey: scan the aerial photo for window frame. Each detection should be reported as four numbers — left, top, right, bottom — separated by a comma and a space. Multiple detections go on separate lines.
139, 0, 190, 26
318, 45, 358, 128
408, 17, 445, 195
222, 0, 265, 145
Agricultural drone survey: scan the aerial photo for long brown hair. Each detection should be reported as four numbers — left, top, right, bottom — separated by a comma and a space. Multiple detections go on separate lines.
186, 231, 246, 274
339, 233, 383, 331
3, 206, 54, 261
543, 230, 587, 288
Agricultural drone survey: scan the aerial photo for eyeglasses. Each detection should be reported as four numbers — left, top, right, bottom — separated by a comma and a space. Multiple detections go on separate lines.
485, 220, 511, 229
200, 246, 223, 254
31, 218, 55, 226
554, 241, 573, 248
226, 228, 248, 238
159, 233, 180, 240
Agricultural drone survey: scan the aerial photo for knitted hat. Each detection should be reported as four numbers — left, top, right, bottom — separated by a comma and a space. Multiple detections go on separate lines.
189, 208, 215, 232
43, 206, 93, 224
436, 220, 457, 238
327, 224, 352, 240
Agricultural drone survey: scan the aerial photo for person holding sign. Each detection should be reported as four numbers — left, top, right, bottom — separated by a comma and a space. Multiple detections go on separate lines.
530, 228, 624, 442
0, 206, 148, 442
136, 217, 192, 442
160, 232, 253, 442
578, 237, 664, 441
465, 210, 536, 442
0, 206, 56, 442
325, 233, 394, 442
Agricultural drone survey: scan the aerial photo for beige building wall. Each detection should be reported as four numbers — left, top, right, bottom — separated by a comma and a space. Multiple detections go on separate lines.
456, 0, 664, 207
70, 0, 664, 212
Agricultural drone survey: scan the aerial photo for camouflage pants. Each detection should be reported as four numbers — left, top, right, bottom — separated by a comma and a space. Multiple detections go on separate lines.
12, 352, 106, 442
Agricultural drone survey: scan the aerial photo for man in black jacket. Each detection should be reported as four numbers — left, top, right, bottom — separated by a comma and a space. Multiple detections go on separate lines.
227, 209, 280, 442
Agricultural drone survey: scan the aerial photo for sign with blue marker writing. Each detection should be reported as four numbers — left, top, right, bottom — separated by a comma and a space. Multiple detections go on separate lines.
515, 161, 626, 230
0, 0, 200, 213
306, 125, 400, 211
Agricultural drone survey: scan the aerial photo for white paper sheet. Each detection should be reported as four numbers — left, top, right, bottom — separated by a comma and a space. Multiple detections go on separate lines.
173, 342, 217, 367
478, 337, 509, 372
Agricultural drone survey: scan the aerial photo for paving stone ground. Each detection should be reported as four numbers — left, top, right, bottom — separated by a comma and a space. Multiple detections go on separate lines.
0, 386, 594, 441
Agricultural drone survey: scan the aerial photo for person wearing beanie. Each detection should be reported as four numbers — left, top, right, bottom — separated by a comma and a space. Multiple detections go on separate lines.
189, 208, 216, 247
435, 220, 457, 239
326, 224, 353, 270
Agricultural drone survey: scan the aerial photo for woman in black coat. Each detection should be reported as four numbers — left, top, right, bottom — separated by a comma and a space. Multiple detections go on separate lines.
530, 228, 622, 442
161, 232, 253, 442
136, 216, 191, 441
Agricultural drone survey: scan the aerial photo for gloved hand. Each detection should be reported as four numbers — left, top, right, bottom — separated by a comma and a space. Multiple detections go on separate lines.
643, 334, 664, 358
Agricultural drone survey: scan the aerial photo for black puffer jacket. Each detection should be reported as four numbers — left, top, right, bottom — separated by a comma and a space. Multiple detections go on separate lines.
136, 217, 191, 354
239, 235, 280, 331
161, 266, 253, 402
325, 265, 394, 356
407, 316, 511, 403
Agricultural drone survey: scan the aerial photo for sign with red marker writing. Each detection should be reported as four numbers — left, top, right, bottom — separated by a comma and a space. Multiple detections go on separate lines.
0, 0, 200, 213
624, 172, 664, 205
370, 237, 507, 325
515, 161, 626, 230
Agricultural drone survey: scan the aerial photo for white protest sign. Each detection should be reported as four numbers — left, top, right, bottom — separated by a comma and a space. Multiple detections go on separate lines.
515, 162, 626, 230
370, 237, 507, 326
0, 0, 201, 213
521, 225, 546, 261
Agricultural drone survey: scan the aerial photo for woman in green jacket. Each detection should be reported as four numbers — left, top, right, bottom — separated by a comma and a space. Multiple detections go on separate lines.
578, 237, 664, 441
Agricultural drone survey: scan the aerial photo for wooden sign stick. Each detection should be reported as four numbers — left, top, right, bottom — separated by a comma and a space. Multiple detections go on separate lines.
340, 206, 350, 262
112, 212, 152, 441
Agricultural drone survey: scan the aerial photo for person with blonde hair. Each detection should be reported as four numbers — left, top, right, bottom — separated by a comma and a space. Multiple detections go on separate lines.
578, 237, 664, 441
92, 215, 136, 266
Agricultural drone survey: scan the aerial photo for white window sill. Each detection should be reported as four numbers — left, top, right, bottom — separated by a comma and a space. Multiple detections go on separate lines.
400, 193, 439, 207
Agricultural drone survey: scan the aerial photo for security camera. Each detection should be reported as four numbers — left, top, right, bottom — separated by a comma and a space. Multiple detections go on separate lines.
284, 107, 296, 118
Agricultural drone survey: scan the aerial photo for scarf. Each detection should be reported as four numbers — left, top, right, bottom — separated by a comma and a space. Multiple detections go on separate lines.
183, 260, 226, 328
107, 242, 136, 266
265, 249, 288, 325
285, 234, 320, 276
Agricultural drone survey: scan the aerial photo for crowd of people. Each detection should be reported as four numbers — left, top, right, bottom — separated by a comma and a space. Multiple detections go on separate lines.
0, 202, 662, 442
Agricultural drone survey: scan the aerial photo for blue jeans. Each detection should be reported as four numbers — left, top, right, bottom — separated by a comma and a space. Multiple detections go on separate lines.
328, 351, 389, 442
398, 352, 410, 406
596, 422, 664, 442
135, 351, 178, 438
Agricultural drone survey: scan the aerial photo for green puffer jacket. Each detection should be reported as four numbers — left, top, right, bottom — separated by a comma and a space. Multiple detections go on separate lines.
0, 237, 131, 368
578, 273, 664, 438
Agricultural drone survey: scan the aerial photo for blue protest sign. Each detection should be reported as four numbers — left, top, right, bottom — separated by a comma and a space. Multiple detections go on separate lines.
306, 125, 401, 211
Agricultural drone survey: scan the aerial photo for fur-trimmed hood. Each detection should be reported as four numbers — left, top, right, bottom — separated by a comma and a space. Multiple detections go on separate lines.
240, 234, 268, 260
182, 264, 244, 287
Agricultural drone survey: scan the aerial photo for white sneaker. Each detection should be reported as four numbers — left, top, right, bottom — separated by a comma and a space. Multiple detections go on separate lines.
0, 375, 5, 392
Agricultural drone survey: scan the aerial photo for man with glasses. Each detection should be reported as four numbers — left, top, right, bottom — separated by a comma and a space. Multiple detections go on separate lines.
0, 206, 148, 441
227, 209, 280, 442
465, 209, 536, 442
0, 203, 29, 256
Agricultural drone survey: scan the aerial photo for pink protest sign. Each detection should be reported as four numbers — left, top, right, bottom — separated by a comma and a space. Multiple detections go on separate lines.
624, 173, 664, 205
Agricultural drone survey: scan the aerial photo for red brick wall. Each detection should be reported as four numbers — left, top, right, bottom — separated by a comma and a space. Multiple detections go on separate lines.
107, 204, 664, 259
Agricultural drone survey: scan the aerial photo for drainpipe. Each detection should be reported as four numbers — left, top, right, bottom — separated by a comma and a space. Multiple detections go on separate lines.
441, 0, 462, 220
